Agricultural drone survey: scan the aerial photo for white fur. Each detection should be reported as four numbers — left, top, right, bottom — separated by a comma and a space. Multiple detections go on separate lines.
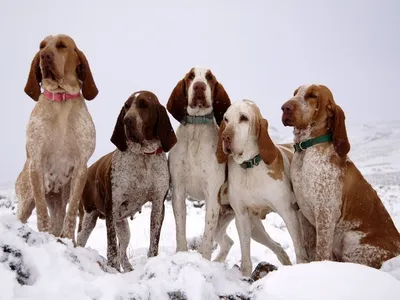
169, 120, 225, 260
222, 100, 309, 276
187, 67, 213, 116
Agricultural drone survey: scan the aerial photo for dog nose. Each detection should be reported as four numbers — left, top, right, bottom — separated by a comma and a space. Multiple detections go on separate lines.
124, 116, 133, 126
222, 135, 231, 143
193, 82, 206, 93
40, 51, 53, 62
281, 102, 294, 113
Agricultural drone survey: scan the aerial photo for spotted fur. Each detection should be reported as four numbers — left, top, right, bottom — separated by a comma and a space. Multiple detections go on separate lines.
15, 34, 98, 240
282, 84, 400, 268
77, 91, 176, 272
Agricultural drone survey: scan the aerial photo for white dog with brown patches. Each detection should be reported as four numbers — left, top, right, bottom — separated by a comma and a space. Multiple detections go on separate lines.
167, 67, 231, 260
216, 100, 308, 276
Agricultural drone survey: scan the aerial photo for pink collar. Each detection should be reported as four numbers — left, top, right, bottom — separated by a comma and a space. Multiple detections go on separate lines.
43, 90, 81, 102
143, 147, 163, 155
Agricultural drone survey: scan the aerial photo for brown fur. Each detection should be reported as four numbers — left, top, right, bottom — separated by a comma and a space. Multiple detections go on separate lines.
111, 91, 177, 152
24, 34, 98, 101
167, 68, 230, 126
78, 91, 176, 272
216, 120, 229, 164
282, 84, 400, 268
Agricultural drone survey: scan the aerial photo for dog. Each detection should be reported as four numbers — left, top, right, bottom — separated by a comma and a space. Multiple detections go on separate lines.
281, 84, 400, 268
16, 34, 98, 240
77, 91, 177, 272
216, 100, 309, 276
167, 67, 231, 260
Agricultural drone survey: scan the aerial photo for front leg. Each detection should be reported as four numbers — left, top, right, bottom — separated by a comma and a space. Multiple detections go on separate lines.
278, 204, 309, 264
148, 194, 166, 257
233, 203, 252, 277
105, 197, 120, 271
29, 162, 50, 232
172, 186, 188, 252
60, 164, 88, 241
314, 205, 339, 261
199, 192, 221, 260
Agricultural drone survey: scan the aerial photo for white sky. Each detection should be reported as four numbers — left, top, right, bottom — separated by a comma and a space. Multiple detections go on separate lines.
0, 0, 399, 185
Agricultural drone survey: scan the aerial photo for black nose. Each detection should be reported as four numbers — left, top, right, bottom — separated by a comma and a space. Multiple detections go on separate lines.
193, 82, 206, 92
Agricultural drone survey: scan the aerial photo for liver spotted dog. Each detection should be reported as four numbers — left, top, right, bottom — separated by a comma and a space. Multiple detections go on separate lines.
77, 91, 177, 272
16, 34, 98, 240
281, 84, 400, 268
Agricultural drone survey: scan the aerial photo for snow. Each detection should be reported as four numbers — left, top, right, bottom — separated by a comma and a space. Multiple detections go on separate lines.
1, 121, 400, 299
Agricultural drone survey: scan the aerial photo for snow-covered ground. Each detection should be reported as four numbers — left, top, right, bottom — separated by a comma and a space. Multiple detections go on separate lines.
1, 121, 400, 299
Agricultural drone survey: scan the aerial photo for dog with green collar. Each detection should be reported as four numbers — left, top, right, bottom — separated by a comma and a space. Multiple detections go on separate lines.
216, 99, 309, 277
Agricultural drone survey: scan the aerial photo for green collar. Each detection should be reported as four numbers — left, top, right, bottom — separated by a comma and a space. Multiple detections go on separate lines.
240, 154, 262, 169
294, 134, 333, 153
183, 112, 214, 125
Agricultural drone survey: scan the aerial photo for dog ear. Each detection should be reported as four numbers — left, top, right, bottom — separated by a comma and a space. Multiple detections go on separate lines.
212, 82, 231, 126
216, 120, 229, 164
110, 106, 128, 151
258, 118, 278, 165
167, 79, 187, 123
330, 104, 350, 157
157, 104, 177, 152
24, 52, 42, 101
75, 48, 98, 101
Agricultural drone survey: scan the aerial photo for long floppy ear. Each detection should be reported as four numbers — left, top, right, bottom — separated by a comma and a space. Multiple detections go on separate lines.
24, 52, 42, 101
110, 107, 128, 152
216, 120, 228, 164
258, 118, 279, 165
157, 104, 177, 152
75, 48, 98, 101
167, 79, 187, 123
212, 82, 231, 126
331, 104, 350, 157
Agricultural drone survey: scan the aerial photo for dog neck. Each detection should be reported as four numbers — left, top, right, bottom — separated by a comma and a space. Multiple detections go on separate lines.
126, 139, 162, 155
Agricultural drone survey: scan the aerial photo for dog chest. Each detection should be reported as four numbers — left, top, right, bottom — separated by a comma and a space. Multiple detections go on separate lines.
228, 161, 290, 211
290, 149, 342, 226
111, 151, 169, 219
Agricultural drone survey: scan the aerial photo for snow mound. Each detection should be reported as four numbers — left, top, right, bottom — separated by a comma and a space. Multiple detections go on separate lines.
0, 206, 252, 299
251, 261, 400, 300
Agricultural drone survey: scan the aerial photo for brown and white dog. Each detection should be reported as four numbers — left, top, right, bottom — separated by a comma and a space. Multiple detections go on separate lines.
167, 67, 231, 260
216, 100, 309, 276
281, 84, 400, 268
16, 34, 98, 240
77, 91, 177, 272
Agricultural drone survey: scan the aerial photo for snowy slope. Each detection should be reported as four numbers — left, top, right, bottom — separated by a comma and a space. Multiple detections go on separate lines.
1, 121, 400, 299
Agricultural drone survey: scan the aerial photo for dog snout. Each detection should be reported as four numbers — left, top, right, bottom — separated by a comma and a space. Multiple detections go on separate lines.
281, 100, 296, 126
193, 82, 206, 93
222, 133, 232, 152
281, 101, 294, 113
40, 50, 54, 64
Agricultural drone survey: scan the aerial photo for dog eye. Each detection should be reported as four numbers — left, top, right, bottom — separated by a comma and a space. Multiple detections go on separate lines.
239, 115, 248, 122
308, 93, 317, 99
224, 117, 228, 123
188, 73, 195, 80
124, 102, 130, 110
206, 74, 213, 81
56, 42, 67, 49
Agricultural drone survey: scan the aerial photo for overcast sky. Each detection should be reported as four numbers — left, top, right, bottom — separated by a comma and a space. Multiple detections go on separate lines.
0, 0, 399, 186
